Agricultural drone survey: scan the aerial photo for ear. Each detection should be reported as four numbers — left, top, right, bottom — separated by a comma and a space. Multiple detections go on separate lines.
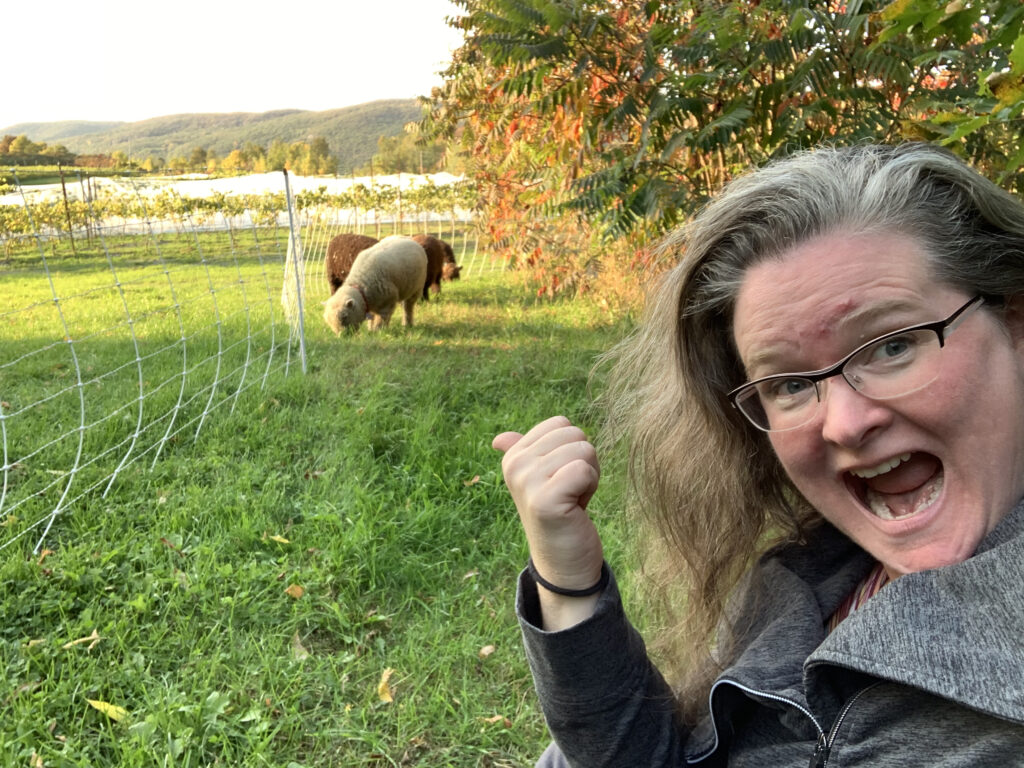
345, 298, 354, 308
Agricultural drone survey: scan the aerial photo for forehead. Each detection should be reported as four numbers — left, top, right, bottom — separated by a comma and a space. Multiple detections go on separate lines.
732, 231, 957, 374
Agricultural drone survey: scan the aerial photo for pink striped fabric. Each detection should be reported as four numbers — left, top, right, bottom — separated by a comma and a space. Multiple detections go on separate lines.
827, 561, 891, 633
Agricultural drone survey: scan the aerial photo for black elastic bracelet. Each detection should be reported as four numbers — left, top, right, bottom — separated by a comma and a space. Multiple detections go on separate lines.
527, 558, 609, 597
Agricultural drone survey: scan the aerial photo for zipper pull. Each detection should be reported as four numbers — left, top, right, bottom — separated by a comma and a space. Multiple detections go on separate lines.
808, 732, 829, 768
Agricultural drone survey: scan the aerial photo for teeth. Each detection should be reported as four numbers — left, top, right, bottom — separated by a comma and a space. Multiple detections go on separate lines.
866, 472, 943, 520
851, 453, 912, 479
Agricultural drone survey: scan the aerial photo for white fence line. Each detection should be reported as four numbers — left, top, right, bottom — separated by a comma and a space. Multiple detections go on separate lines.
1, 170, 487, 556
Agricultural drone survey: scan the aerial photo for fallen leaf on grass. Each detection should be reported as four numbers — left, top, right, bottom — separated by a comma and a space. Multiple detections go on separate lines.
463, 570, 479, 580
284, 584, 305, 599
478, 644, 496, 660
63, 629, 101, 650
481, 714, 512, 727
291, 631, 310, 660
463, 475, 481, 487
160, 537, 184, 557
268, 534, 290, 544
30, 751, 42, 768
36, 549, 55, 565
87, 698, 128, 721
377, 667, 396, 703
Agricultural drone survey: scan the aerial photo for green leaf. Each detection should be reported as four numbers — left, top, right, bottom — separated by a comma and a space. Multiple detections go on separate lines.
1010, 33, 1024, 75
938, 114, 992, 144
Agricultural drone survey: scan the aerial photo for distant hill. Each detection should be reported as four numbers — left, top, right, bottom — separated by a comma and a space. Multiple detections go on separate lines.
0, 121, 127, 142
0, 100, 423, 173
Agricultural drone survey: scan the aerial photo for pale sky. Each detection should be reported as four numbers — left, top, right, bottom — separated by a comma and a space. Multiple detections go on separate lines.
2, 0, 465, 128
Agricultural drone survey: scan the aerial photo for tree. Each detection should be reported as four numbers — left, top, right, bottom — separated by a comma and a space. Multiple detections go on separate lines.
424, 0, 1024, 292
221, 149, 247, 172
242, 142, 267, 172
267, 140, 289, 171
373, 125, 448, 173
189, 146, 208, 171
873, 0, 1024, 186
308, 136, 335, 174
10, 135, 41, 155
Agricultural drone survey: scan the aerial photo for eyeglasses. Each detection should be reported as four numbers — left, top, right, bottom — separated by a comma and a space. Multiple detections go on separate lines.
728, 295, 986, 433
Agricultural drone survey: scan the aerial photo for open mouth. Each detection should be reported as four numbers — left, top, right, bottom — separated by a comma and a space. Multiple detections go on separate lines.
846, 452, 944, 521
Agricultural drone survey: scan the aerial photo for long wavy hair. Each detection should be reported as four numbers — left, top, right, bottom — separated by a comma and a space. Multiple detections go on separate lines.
597, 142, 1024, 723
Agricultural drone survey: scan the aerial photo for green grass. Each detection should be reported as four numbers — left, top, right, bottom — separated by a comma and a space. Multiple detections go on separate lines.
0, 235, 634, 767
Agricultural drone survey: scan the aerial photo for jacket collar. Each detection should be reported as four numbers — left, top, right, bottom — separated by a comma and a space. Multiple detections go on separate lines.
690, 499, 1024, 759
809, 498, 1024, 726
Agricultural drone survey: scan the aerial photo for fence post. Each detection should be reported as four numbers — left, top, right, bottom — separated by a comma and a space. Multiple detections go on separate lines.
58, 163, 77, 255
283, 169, 308, 374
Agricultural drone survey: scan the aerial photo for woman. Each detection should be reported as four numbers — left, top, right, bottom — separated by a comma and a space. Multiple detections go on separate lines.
493, 143, 1024, 766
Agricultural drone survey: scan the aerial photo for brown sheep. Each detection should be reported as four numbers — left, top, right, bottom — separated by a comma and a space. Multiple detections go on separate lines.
442, 261, 462, 281
410, 234, 447, 300
324, 233, 378, 294
439, 239, 461, 281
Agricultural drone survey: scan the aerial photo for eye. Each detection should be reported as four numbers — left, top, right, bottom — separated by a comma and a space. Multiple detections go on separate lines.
758, 377, 815, 408
877, 337, 912, 358
858, 331, 924, 369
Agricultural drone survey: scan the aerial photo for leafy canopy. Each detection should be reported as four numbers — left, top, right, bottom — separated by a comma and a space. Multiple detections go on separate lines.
423, 0, 1024, 291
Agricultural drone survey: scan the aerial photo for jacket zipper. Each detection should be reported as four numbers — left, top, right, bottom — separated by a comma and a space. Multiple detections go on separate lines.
687, 678, 880, 766
687, 678, 826, 764
808, 682, 882, 768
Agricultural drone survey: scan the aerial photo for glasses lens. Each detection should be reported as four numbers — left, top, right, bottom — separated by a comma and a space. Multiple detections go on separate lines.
734, 323, 952, 432
844, 329, 942, 399
736, 377, 818, 432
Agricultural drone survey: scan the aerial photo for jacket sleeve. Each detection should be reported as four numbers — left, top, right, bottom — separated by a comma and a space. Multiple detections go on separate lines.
517, 565, 689, 767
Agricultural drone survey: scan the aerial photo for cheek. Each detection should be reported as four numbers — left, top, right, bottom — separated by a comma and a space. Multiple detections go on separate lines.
768, 432, 825, 490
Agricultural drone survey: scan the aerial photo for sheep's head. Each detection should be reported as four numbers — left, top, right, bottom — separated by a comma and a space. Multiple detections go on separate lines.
442, 262, 461, 281
323, 289, 366, 334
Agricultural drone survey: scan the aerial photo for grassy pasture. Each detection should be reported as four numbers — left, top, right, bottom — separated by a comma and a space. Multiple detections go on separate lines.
0, 229, 634, 767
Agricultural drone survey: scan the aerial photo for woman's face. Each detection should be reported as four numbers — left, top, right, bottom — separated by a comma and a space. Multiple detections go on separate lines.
732, 230, 1024, 577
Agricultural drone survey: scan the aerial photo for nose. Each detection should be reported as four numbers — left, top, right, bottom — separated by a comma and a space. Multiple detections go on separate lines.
818, 377, 893, 447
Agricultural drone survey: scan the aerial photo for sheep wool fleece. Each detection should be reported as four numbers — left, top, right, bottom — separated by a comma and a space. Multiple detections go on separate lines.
517, 499, 1024, 767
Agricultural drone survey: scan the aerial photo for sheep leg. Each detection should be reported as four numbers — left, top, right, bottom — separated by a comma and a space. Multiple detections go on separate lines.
375, 305, 395, 328
399, 296, 415, 327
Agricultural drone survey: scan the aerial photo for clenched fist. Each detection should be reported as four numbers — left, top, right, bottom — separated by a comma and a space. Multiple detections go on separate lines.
493, 415, 605, 625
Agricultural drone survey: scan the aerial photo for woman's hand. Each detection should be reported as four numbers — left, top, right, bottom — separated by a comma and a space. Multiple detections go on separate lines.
493, 416, 605, 628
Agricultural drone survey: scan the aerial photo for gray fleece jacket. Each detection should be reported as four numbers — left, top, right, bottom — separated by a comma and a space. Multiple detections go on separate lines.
517, 500, 1024, 767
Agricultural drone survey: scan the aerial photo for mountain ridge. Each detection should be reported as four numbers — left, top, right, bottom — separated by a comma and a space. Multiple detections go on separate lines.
1, 100, 422, 172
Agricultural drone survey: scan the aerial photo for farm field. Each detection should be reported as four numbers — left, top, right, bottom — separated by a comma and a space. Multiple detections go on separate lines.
0, 233, 635, 767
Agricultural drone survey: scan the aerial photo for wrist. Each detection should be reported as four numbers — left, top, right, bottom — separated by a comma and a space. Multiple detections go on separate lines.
527, 558, 609, 597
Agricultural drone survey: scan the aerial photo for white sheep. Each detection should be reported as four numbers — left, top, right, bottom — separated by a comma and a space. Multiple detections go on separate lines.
322, 235, 428, 333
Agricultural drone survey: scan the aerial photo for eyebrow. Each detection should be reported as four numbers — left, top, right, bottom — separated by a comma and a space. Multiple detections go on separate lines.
741, 297, 925, 378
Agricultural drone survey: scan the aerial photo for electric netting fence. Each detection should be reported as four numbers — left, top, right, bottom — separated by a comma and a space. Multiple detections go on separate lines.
1, 170, 478, 555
